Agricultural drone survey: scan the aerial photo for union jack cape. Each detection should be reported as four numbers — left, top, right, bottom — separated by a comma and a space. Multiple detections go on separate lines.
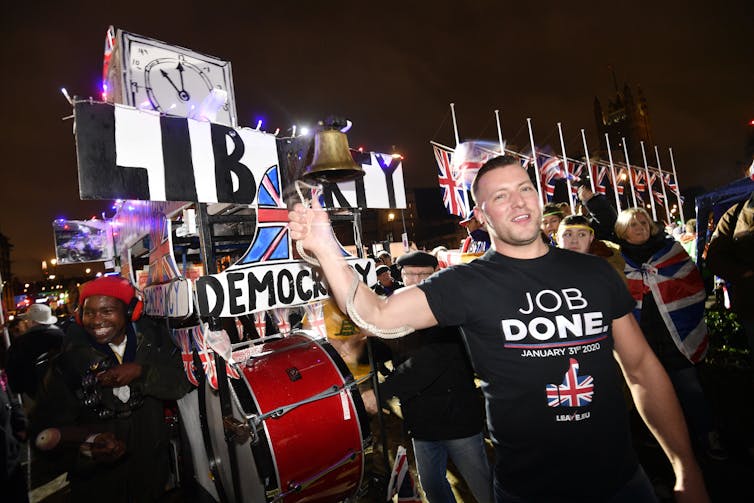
623, 238, 709, 363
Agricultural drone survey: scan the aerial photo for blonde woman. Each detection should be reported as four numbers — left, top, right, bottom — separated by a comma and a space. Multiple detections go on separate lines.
615, 207, 726, 460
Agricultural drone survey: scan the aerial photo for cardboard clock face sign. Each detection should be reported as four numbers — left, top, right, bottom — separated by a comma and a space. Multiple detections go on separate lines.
119, 31, 237, 126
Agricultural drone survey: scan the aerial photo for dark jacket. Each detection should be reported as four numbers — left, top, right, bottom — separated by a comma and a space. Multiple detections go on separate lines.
30, 317, 192, 503
583, 193, 618, 242
1, 370, 27, 480
706, 194, 754, 320
6, 324, 64, 398
379, 326, 485, 441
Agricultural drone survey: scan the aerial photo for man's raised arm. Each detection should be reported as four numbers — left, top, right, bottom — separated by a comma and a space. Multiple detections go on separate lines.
288, 198, 437, 335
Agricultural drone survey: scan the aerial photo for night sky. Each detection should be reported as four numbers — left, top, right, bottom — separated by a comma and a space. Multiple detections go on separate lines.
2, 0, 752, 281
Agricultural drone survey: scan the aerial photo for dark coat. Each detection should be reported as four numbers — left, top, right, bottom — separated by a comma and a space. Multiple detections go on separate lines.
6, 323, 64, 398
30, 317, 192, 502
1, 370, 27, 479
379, 326, 485, 441
706, 194, 754, 320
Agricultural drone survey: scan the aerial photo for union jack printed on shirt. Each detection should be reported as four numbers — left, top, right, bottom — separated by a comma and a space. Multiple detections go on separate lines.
545, 358, 594, 407
239, 165, 292, 264
434, 145, 468, 217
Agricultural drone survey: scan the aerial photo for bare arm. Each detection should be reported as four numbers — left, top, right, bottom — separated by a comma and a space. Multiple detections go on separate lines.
611, 313, 709, 503
288, 199, 438, 335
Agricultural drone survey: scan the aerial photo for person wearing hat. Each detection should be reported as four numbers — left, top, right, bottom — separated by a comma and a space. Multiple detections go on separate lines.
460, 207, 491, 254
376, 249, 401, 282
362, 251, 492, 503
372, 264, 403, 297
6, 303, 63, 404
30, 275, 192, 503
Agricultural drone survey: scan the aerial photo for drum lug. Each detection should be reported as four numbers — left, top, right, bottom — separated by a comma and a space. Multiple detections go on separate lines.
222, 416, 254, 444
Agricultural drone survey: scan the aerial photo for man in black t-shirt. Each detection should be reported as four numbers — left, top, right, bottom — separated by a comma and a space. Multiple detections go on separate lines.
289, 156, 708, 502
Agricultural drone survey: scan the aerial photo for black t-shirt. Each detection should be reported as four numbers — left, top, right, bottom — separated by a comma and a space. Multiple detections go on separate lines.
418, 246, 638, 502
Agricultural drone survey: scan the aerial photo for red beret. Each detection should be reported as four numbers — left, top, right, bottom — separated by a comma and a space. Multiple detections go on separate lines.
79, 276, 136, 306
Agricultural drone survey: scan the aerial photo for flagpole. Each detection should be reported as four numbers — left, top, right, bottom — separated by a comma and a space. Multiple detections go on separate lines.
640, 141, 658, 221
450, 102, 460, 146
557, 122, 575, 213
622, 137, 638, 208
605, 133, 622, 211
580, 129, 596, 192
654, 145, 672, 224
668, 147, 685, 222
495, 109, 504, 153
526, 118, 544, 208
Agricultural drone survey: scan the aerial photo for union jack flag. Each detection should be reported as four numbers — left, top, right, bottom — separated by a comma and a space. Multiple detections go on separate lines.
540, 157, 564, 199
434, 145, 468, 217
102, 26, 115, 88
253, 312, 267, 338
148, 214, 180, 285
632, 168, 646, 193
653, 189, 665, 205
240, 165, 291, 264
590, 163, 609, 195
545, 358, 594, 407
664, 173, 679, 195
387, 445, 421, 502
303, 301, 327, 339
175, 327, 199, 387
175, 325, 240, 390
615, 167, 627, 195
271, 307, 292, 334
647, 172, 657, 193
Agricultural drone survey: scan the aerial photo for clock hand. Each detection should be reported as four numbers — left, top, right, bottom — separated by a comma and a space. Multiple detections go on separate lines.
160, 68, 190, 102
176, 62, 185, 91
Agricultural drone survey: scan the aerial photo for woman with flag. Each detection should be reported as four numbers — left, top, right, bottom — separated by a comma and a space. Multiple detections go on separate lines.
615, 208, 727, 461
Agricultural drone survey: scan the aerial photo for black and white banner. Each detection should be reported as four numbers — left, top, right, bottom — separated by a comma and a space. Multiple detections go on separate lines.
74, 101, 407, 208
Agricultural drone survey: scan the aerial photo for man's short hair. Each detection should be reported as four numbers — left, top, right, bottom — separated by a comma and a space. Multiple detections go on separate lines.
470, 155, 522, 203
560, 215, 592, 229
396, 251, 438, 269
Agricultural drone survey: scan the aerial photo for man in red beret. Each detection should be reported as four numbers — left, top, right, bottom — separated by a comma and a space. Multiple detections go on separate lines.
30, 275, 192, 502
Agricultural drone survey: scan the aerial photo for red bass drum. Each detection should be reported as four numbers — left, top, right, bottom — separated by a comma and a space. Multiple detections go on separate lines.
204, 332, 370, 502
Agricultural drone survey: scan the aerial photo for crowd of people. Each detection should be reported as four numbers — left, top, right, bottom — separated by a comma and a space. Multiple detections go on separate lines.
1, 155, 752, 502
289, 155, 754, 502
